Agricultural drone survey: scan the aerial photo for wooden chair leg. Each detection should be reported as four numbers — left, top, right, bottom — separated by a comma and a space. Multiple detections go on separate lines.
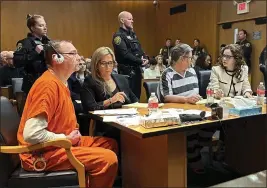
89, 119, 95, 136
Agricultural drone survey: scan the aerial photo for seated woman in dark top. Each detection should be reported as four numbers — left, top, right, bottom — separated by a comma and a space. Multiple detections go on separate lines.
81, 47, 138, 112
67, 57, 89, 114
81, 47, 138, 138
194, 53, 212, 80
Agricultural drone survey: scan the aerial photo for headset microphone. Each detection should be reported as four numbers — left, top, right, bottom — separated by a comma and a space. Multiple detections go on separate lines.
47, 42, 64, 64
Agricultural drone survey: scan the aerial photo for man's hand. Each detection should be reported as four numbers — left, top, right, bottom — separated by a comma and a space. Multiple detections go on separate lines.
66, 129, 81, 146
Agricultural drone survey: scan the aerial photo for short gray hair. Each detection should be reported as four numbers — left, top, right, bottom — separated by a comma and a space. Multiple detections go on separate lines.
170, 43, 192, 66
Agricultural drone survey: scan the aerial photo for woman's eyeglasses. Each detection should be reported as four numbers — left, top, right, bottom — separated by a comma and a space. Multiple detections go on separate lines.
222, 54, 234, 60
100, 61, 114, 68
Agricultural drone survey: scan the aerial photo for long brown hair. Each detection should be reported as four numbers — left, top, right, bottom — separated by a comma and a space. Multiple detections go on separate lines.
218, 44, 246, 79
91, 47, 117, 95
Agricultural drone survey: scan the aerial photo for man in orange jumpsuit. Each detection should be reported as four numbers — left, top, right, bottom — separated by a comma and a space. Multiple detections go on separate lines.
17, 40, 118, 188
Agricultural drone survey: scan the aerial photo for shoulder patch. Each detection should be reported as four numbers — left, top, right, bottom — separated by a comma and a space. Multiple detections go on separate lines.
245, 43, 250, 47
16, 43, 23, 51
114, 36, 121, 45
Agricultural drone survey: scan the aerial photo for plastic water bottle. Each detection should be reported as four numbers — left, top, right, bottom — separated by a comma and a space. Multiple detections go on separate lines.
257, 82, 265, 105
148, 92, 159, 115
206, 83, 214, 106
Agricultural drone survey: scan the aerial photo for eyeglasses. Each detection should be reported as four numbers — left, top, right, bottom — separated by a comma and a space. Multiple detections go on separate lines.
100, 61, 114, 68
222, 54, 234, 60
79, 63, 86, 66
61, 52, 79, 56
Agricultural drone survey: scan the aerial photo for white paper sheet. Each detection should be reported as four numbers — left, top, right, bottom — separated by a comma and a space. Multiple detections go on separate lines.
93, 108, 138, 115
103, 116, 118, 122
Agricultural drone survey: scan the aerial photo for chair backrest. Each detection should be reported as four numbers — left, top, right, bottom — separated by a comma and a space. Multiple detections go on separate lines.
12, 78, 23, 96
0, 96, 21, 187
143, 81, 159, 101
198, 70, 211, 98
120, 74, 130, 86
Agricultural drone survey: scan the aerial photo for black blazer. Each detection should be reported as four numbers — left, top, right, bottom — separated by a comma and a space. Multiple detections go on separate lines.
81, 73, 138, 112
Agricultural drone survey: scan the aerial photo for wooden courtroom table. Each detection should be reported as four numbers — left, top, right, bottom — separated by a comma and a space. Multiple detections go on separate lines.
88, 103, 267, 188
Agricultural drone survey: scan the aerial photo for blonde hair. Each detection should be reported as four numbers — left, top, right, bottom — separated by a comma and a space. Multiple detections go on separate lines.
91, 47, 117, 95
26, 14, 44, 32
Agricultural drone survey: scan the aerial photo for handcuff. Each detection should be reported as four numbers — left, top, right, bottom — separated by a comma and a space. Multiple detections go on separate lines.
32, 153, 47, 172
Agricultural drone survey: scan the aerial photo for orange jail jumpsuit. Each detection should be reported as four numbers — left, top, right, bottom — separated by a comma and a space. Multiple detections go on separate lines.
17, 71, 118, 188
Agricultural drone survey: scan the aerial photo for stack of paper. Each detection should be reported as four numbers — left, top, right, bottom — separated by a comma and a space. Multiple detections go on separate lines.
93, 108, 138, 115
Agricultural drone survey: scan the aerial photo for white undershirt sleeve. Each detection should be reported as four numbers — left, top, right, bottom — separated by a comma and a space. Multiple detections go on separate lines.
23, 115, 66, 144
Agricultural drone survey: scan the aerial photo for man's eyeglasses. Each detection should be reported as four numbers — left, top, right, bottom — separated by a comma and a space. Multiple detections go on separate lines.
100, 61, 114, 68
79, 63, 86, 66
222, 54, 234, 60
61, 52, 79, 56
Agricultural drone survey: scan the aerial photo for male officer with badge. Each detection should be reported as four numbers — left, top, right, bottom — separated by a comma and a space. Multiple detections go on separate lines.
236, 29, 252, 71
159, 38, 173, 66
112, 11, 148, 99
13, 14, 50, 94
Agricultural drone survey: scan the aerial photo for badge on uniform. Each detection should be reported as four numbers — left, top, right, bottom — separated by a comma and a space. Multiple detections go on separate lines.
114, 36, 121, 45
16, 43, 23, 51
245, 43, 250, 47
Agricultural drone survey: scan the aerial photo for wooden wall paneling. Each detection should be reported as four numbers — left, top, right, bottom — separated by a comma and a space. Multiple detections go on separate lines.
155, 1, 219, 64
0, 1, 157, 58
218, 1, 266, 23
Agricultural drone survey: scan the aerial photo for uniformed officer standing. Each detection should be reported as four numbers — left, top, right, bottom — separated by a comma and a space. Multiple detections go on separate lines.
159, 38, 173, 66
236, 29, 252, 71
13, 14, 50, 94
112, 11, 148, 99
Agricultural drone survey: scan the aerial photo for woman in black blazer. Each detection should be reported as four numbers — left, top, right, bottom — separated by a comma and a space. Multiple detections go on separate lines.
81, 47, 138, 112
81, 47, 138, 139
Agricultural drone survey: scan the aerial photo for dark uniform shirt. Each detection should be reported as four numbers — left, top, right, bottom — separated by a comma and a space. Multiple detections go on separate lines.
259, 45, 267, 66
112, 27, 145, 68
192, 46, 205, 56
13, 33, 50, 93
160, 46, 173, 66
236, 39, 252, 69
112, 27, 145, 99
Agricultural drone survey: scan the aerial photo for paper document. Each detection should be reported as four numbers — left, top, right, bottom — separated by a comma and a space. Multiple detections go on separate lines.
103, 116, 118, 122
93, 108, 138, 115
196, 99, 220, 105
123, 102, 164, 108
